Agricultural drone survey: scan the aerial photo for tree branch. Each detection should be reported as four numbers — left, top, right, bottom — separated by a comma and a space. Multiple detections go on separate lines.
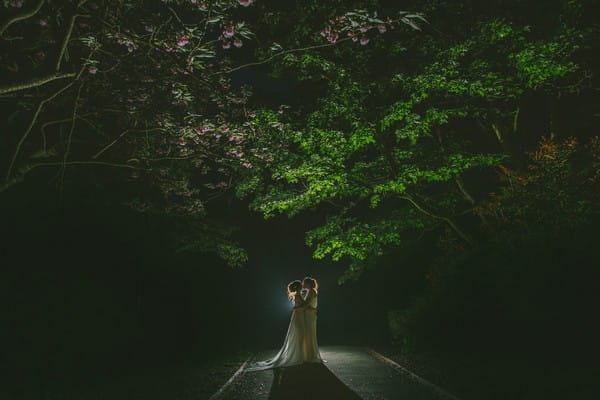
59, 83, 84, 187
0, 72, 76, 95
0, 0, 45, 37
56, 13, 87, 71
5, 80, 76, 181
219, 38, 351, 75
399, 193, 475, 246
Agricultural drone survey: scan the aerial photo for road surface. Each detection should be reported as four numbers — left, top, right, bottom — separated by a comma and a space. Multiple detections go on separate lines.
217, 346, 453, 400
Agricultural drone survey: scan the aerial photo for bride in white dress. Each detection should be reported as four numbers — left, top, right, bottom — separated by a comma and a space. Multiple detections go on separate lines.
246, 278, 322, 371
301, 277, 322, 363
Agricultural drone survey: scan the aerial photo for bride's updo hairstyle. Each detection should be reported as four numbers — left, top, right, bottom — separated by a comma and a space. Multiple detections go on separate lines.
287, 280, 302, 300
303, 277, 319, 293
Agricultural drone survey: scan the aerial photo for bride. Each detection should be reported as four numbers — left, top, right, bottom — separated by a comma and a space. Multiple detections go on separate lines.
246, 277, 322, 371
301, 277, 322, 363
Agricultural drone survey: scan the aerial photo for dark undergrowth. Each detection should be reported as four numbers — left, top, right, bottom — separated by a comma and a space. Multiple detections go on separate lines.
374, 344, 600, 400
2, 351, 250, 400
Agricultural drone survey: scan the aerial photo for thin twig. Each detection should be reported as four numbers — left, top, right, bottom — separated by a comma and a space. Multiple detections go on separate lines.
56, 13, 86, 71
0, 0, 45, 37
92, 127, 165, 159
399, 194, 474, 245
5, 51, 94, 181
59, 83, 84, 188
41, 116, 74, 150
5, 81, 76, 180
219, 38, 351, 75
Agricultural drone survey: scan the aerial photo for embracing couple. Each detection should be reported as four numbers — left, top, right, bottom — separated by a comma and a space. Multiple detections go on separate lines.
247, 277, 322, 371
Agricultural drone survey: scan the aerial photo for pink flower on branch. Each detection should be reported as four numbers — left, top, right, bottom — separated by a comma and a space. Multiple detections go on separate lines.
233, 38, 243, 47
177, 36, 189, 47
360, 37, 369, 45
223, 27, 235, 38
238, 0, 252, 7
88, 66, 98, 74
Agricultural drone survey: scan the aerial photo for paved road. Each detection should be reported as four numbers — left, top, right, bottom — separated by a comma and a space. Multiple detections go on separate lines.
219, 346, 447, 400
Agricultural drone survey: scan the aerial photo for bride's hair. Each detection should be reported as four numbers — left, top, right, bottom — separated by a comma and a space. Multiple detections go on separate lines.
287, 280, 302, 300
303, 277, 318, 292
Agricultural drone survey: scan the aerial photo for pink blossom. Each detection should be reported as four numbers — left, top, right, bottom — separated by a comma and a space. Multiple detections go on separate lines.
377, 24, 387, 34
88, 66, 98, 74
233, 38, 243, 48
243, 162, 253, 168
177, 36, 189, 47
194, 127, 210, 135
360, 37, 370, 45
351, 36, 358, 42
223, 27, 235, 38
238, 0, 252, 7
359, 27, 368, 33
222, 41, 231, 49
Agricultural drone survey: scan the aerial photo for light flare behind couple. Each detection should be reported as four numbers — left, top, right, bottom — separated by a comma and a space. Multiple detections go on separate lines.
246, 276, 323, 371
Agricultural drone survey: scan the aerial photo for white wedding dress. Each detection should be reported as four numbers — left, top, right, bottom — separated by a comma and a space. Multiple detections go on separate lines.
303, 288, 323, 363
246, 290, 322, 371
245, 292, 306, 371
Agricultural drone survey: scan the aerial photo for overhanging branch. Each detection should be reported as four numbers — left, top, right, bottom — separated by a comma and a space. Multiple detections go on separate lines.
0, 0, 45, 37
399, 194, 475, 246
0, 72, 75, 95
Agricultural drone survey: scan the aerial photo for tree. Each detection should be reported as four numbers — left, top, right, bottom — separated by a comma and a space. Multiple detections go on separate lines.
237, 0, 597, 281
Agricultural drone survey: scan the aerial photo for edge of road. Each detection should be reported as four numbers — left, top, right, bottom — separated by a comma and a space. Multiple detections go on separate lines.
207, 355, 253, 400
365, 347, 463, 400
